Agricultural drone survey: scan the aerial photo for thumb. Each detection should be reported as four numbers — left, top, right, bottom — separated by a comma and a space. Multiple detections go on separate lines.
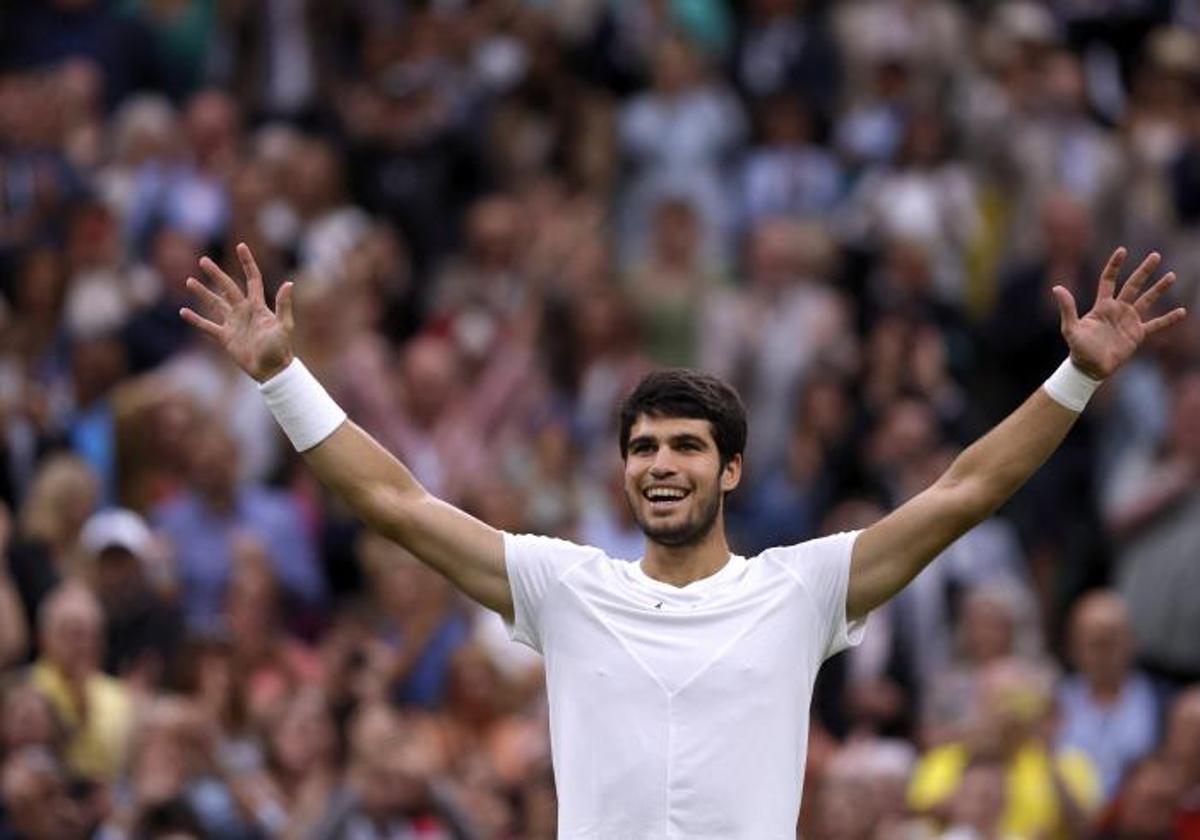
275, 281, 295, 333
1052, 285, 1079, 333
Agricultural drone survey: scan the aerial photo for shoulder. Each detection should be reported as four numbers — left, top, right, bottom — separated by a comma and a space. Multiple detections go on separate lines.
504, 532, 610, 575
755, 531, 860, 576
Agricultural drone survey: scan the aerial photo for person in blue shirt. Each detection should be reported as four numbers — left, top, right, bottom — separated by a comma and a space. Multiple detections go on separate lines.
152, 415, 325, 634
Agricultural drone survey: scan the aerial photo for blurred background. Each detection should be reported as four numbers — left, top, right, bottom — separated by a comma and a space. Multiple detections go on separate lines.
0, 0, 1199, 838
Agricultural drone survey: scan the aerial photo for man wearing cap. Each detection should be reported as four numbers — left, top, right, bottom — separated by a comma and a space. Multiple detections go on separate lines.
80, 508, 183, 687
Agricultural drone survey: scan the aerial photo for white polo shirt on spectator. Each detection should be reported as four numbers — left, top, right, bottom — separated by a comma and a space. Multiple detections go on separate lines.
505, 529, 866, 840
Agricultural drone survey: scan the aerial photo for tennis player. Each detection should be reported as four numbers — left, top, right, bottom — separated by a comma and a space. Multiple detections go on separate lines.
182, 243, 1184, 839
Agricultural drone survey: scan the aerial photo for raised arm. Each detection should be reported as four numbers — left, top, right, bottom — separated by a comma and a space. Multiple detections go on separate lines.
847, 248, 1187, 619
180, 244, 512, 618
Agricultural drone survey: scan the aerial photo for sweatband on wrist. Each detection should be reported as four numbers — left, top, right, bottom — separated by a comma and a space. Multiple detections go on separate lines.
258, 358, 347, 451
1042, 357, 1102, 412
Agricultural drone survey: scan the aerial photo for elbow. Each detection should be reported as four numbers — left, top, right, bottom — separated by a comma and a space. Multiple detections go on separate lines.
351, 483, 428, 538
933, 472, 1001, 527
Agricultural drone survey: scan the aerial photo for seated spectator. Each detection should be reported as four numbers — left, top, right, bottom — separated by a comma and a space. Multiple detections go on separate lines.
909, 658, 1101, 840
1056, 590, 1159, 801
78, 508, 182, 690
152, 417, 325, 634
29, 582, 133, 782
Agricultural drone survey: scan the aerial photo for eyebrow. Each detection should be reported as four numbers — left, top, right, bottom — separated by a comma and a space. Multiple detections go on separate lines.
628, 433, 710, 449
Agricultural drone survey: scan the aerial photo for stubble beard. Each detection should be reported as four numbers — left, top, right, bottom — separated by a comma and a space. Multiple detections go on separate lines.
630, 484, 723, 548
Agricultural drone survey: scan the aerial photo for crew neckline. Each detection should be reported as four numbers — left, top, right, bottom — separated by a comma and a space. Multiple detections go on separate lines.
628, 553, 748, 599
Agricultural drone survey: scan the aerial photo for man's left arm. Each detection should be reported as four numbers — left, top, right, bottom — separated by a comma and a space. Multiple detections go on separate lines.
848, 248, 1186, 620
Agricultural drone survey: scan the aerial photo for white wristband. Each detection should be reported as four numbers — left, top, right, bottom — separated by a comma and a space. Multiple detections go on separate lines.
1042, 357, 1102, 412
258, 358, 347, 451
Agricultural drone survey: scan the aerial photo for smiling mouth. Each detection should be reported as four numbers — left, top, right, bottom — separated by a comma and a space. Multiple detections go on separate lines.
643, 488, 690, 509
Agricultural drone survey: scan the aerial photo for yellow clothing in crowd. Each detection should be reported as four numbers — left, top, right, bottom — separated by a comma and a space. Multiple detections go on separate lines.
31, 660, 134, 781
908, 741, 1101, 840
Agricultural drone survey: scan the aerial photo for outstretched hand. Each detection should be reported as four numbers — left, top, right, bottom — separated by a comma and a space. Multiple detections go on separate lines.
179, 243, 296, 383
1052, 248, 1187, 380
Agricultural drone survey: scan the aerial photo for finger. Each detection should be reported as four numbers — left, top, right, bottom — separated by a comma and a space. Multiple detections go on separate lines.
1097, 247, 1127, 300
275, 281, 295, 333
1134, 271, 1177, 315
1144, 307, 1188, 336
199, 256, 243, 303
1052, 285, 1079, 332
179, 306, 224, 340
185, 276, 230, 319
237, 242, 264, 303
1117, 251, 1161, 303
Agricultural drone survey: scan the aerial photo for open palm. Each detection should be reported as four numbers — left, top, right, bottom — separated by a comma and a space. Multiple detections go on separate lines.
180, 243, 296, 383
1053, 248, 1187, 380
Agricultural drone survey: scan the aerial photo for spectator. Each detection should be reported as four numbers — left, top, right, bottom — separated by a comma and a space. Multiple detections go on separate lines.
359, 532, 470, 710
1110, 369, 1200, 685
738, 95, 844, 230
100, 695, 257, 840
220, 537, 323, 724
921, 583, 1043, 747
618, 35, 746, 264
0, 681, 64, 762
0, 746, 89, 840
1056, 590, 1159, 801
29, 581, 133, 782
312, 702, 478, 840
78, 507, 182, 690
152, 416, 324, 633
909, 658, 1101, 840
7, 455, 99, 641
1095, 756, 1184, 840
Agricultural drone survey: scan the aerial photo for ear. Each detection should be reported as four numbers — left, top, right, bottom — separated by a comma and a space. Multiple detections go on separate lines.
720, 453, 742, 493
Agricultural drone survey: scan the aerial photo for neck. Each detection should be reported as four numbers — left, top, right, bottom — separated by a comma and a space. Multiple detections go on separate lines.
640, 526, 732, 587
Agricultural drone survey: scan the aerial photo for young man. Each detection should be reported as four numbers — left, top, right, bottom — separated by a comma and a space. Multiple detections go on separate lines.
182, 244, 1184, 839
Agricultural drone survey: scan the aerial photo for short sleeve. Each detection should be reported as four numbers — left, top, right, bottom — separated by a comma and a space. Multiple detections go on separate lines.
503, 532, 595, 652
773, 530, 867, 660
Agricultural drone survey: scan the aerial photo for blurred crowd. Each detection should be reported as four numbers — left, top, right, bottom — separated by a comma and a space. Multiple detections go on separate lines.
1, 0, 1200, 838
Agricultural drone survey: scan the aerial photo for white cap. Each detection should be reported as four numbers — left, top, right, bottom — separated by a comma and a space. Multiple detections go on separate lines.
80, 509, 152, 561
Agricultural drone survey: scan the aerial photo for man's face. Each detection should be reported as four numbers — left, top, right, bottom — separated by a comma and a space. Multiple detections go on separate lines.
623, 415, 739, 548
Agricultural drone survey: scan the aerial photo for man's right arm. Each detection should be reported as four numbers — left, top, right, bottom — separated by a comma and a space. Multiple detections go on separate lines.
180, 243, 513, 619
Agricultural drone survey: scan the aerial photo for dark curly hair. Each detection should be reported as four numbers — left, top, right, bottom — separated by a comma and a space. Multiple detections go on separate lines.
618, 369, 747, 467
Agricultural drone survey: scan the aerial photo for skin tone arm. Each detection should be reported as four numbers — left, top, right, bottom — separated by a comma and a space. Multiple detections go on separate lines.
848, 248, 1188, 620
180, 245, 513, 619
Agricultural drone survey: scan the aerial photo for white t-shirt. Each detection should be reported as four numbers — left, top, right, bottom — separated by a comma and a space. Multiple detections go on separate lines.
505, 529, 866, 840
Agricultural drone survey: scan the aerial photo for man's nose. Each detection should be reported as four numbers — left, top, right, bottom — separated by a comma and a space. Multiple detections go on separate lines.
649, 454, 676, 476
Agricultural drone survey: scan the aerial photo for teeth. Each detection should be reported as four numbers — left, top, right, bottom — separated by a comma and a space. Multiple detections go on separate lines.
646, 488, 687, 501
